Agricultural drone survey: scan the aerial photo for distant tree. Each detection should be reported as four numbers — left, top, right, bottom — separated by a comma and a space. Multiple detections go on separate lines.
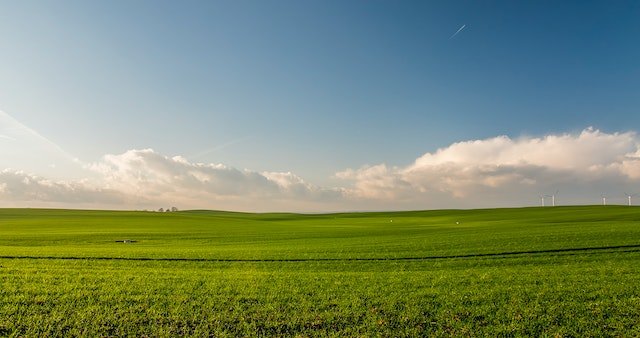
171, 207, 178, 212
158, 208, 164, 212
165, 208, 170, 212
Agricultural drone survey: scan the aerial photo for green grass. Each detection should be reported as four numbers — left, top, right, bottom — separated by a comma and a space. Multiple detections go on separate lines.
1, 206, 639, 336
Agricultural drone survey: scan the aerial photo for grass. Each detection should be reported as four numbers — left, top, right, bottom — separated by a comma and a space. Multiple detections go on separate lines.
1, 206, 639, 336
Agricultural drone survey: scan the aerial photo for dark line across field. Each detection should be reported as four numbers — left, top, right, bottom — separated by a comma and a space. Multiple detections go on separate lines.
1, 244, 639, 263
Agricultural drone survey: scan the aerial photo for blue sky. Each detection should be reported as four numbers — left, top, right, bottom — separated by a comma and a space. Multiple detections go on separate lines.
1, 1, 640, 211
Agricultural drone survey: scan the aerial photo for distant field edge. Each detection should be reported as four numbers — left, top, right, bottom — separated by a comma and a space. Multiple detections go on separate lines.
1, 204, 638, 216
2, 243, 639, 263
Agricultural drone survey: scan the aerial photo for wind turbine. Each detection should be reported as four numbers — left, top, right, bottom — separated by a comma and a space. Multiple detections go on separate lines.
624, 193, 638, 206
601, 194, 607, 206
546, 190, 558, 207
539, 194, 545, 207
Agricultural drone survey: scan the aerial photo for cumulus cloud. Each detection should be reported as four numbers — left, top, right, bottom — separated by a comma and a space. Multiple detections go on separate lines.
0, 169, 126, 207
410, 128, 637, 171
86, 149, 344, 210
3, 128, 640, 211
336, 128, 640, 208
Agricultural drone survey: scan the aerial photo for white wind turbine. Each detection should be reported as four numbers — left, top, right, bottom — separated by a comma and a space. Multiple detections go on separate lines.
624, 193, 638, 206
539, 194, 545, 207
601, 194, 607, 206
546, 190, 558, 207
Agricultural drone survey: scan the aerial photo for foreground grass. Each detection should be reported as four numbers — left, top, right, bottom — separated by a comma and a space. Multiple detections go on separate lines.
1, 206, 639, 336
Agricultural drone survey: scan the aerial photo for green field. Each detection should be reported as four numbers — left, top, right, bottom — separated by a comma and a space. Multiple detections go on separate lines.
1, 206, 639, 336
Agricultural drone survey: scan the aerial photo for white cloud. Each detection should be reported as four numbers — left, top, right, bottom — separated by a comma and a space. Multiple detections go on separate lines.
86, 149, 344, 211
0, 134, 17, 141
2, 128, 640, 211
0, 169, 125, 207
336, 128, 640, 208
409, 128, 636, 171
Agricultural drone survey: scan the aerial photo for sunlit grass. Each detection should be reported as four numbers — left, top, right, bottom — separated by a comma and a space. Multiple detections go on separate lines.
1, 206, 639, 336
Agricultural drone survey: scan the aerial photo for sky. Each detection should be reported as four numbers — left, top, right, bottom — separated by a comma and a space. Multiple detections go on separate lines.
1, 0, 640, 211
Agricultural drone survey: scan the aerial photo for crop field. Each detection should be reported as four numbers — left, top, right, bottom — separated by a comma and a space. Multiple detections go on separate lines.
1, 206, 639, 336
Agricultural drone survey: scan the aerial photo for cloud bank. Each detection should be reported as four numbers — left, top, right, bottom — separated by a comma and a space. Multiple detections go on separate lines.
336, 128, 640, 209
0, 169, 125, 208
87, 149, 344, 211
2, 128, 640, 211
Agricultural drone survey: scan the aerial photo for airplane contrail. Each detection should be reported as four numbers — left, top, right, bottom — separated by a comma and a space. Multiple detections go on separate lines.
189, 136, 252, 160
449, 24, 466, 39
0, 110, 82, 164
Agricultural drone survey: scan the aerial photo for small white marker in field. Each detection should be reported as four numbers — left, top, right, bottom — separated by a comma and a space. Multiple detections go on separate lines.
456, 221, 459, 225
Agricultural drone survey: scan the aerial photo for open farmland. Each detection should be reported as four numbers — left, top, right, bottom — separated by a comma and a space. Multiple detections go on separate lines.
1, 206, 639, 336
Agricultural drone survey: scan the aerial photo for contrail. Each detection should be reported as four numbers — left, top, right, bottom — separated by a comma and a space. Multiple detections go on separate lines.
189, 136, 251, 160
0, 110, 82, 164
449, 24, 466, 39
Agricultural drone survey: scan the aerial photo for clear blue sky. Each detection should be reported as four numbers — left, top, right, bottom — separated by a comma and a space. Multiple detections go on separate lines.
1, 1, 639, 210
